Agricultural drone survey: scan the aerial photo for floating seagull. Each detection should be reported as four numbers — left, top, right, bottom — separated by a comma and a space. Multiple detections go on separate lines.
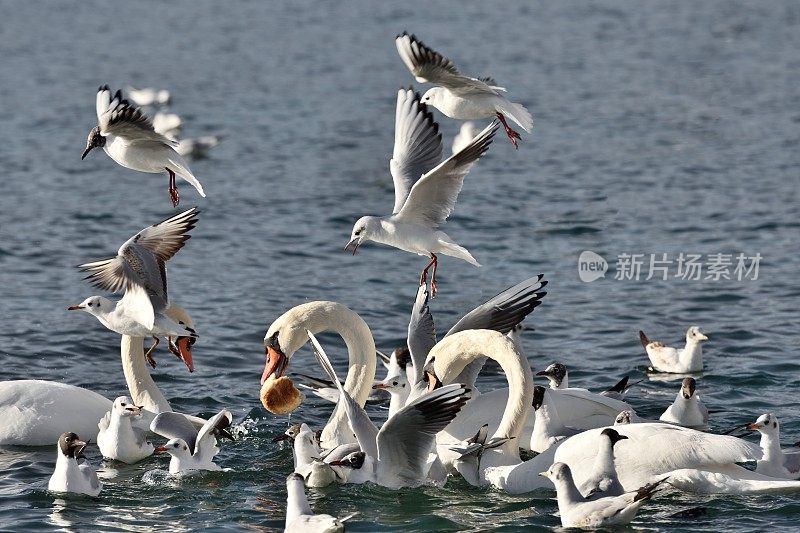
82, 85, 205, 207
579, 428, 628, 499
48, 432, 102, 496
285, 473, 348, 533
451, 122, 480, 154
396, 32, 533, 148
308, 331, 469, 488
97, 396, 154, 464
747, 414, 800, 479
659, 377, 709, 428
126, 86, 171, 107
540, 462, 667, 528
151, 410, 233, 474
639, 326, 708, 373
346, 88, 497, 296
69, 208, 199, 370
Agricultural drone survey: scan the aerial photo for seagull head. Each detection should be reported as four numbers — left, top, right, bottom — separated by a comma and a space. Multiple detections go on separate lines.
372, 371, 409, 394
420, 87, 445, 107
680, 377, 697, 399
328, 451, 366, 470
535, 362, 568, 389
539, 462, 570, 482
345, 216, 380, 255
67, 296, 113, 316
686, 326, 708, 343
112, 396, 143, 418
82, 126, 106, 160
155, 438, 191, 459
747, 413, 779, 434
58, 432, 88, 458
272, 423, 302, 443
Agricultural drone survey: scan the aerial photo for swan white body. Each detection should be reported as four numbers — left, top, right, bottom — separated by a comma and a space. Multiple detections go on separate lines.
1, 307, 196, 446
640, 326, 707, 373
97, 396, 154, 463
0, 381, 112, 446
554, 423, 761, 491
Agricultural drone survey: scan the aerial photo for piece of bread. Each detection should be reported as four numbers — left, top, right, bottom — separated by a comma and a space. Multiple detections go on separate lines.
260, 376, 304, 415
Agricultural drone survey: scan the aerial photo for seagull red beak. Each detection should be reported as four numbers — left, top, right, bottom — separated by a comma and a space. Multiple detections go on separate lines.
67, 305, 85, 311
747, 423, 763, 430
372, 382, 389, 390
154, 446, 168, 453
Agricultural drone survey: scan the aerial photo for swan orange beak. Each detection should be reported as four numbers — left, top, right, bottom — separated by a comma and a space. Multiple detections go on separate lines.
175, 336, 195, 373
261, 345, 288, 385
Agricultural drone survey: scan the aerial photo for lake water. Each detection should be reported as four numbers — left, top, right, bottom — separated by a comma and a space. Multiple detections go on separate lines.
1, 1, 799, 531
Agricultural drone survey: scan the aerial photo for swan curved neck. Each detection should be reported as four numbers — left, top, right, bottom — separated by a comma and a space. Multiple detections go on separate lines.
120, 336, 171, 413
270, 302, 376, 448
432, 330, 533, 456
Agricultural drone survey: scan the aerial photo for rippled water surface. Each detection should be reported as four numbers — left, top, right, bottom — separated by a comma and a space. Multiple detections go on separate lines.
1, 1, 799, 531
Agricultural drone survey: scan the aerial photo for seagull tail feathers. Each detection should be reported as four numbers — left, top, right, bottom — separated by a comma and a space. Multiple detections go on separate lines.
167, 157, 206, 197
495, 100, 533, 133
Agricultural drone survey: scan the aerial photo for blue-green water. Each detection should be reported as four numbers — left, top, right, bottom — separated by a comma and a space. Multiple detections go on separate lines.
1, 0, 799, 531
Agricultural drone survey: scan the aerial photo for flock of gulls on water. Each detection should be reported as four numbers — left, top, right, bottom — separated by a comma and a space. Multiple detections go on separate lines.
1, 31, 799, 531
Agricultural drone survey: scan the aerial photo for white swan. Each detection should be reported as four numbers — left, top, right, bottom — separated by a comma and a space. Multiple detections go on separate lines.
261, 301, 377, 449
554, 423, 761, 491
0, 307, 195, 446
485, 422, 762, 495
428, 329, 533, 483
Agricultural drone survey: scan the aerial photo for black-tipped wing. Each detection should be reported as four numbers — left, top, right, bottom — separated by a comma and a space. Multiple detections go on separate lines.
96, 85, 175, 145
390, 88, 443, 214
446, 274, 548, 336
150, 412, 199, 452
394, 122, 497, 227
407, 283, 437, 384
395, 33, 501, 96
377, 384, 469, 483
